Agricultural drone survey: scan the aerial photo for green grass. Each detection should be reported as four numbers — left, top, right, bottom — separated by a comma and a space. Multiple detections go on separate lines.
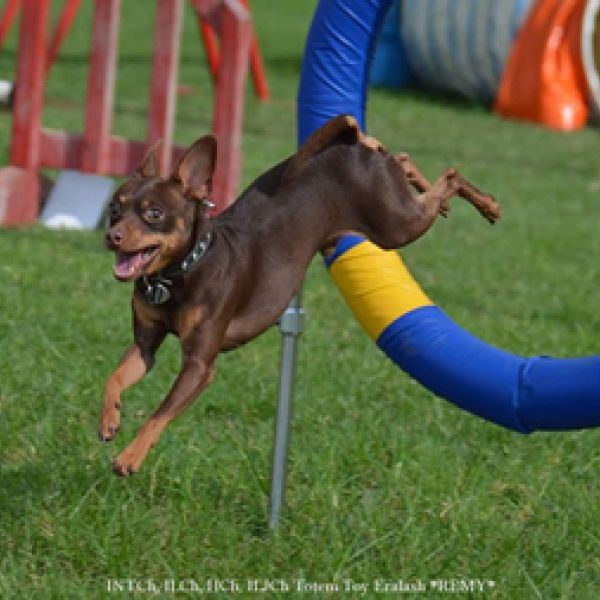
1, 1, 600, 598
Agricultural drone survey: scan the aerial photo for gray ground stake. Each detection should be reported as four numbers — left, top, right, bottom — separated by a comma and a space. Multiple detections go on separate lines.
269, 293, 306, 529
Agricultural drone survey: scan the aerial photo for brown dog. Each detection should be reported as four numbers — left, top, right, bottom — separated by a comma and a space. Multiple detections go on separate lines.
101, 115, 500, 476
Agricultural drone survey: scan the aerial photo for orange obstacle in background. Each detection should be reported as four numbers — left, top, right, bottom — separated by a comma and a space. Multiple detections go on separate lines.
199, 0, 269, 100
495, 0, 589, 131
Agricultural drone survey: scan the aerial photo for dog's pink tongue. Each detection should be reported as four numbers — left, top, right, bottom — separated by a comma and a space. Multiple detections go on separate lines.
114, 251, 144, 280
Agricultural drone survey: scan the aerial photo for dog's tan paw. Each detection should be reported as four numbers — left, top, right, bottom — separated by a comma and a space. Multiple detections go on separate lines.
482, 196, 501, 224
98, 403, 121, 442
112, 444, 147, 477
439, 198, 451, 218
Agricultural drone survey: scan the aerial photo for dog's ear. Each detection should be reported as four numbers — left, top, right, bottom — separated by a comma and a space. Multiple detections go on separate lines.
171, 135, 217, 200
136, 140, 161, 178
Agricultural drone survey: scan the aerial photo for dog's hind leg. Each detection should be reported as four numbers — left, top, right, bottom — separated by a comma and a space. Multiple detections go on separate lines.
396, 152, 431, 192
389, 167, 500, 246
396, 152, 450, 217
396, 154, 500, 223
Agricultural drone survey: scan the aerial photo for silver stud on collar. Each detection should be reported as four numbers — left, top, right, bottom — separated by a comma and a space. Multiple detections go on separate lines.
143, 277, 172, 305
180, 232, 211, 273
141, 231, 212, 305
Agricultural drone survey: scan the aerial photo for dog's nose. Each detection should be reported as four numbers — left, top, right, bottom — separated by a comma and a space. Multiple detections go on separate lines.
106, 229, 122, 247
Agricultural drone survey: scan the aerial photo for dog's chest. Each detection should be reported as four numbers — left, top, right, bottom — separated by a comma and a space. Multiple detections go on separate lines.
133, 293, 205, 339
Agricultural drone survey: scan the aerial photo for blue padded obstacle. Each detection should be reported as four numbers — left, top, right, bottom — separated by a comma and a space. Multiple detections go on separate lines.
298, 0, 600, 433
327, 235, 600, 434
298, 0, 393, 144
369, 0, 414, 88
381, 308, 600, 433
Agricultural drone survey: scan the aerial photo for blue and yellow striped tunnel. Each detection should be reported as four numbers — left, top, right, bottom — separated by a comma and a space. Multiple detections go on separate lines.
326, 235, 600, 433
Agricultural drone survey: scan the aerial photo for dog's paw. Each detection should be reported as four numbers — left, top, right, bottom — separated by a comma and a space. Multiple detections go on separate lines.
439, 198, 451, 218
112, 444, 147, 477
98, 403, 121, 442
482, 196, 501, 224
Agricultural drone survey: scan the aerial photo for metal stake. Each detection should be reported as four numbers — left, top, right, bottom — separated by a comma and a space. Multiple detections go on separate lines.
269, 293, 306, 529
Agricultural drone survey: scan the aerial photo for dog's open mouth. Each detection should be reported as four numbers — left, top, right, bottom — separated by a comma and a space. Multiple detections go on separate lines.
113, 246, 160, 281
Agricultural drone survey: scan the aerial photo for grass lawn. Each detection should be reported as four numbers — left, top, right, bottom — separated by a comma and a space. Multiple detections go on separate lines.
1, 1, 600, 598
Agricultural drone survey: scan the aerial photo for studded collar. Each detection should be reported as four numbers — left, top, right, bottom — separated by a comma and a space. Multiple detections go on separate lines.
140, 229, 212, 305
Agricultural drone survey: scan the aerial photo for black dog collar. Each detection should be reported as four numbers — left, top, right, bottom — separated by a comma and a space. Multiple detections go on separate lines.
141, 230, 212, 305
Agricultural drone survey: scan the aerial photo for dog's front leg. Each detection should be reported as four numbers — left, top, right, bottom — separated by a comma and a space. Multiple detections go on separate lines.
112, 324, 220, 476
112, 356, 216, 476
99, 317, 166, 442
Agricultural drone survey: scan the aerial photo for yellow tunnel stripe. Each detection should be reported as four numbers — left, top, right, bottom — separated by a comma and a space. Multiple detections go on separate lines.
329, 240, 433, 340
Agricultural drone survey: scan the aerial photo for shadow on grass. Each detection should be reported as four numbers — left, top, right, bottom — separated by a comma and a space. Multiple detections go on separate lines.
0, 460, 103, 521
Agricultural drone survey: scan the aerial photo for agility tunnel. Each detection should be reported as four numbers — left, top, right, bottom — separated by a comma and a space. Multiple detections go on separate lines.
371, 0, 600, 130
400, 0, 534, 103
298, 0, 600, 433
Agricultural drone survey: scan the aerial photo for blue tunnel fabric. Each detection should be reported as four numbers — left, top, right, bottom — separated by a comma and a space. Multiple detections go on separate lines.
377, 306, 531, 433
518, 355, 600, 431
378, 306, 600, 433
297, 0, 392, 144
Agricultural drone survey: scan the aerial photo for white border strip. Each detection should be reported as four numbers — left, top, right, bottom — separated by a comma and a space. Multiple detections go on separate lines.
582, 0, 600, 120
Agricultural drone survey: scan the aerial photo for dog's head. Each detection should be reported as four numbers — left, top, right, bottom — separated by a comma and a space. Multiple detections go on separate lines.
105, 136, 217, 281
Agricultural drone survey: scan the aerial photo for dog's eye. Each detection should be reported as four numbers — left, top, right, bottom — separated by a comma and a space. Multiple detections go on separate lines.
144, 207, 164, 223
108, 202, 120, 220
